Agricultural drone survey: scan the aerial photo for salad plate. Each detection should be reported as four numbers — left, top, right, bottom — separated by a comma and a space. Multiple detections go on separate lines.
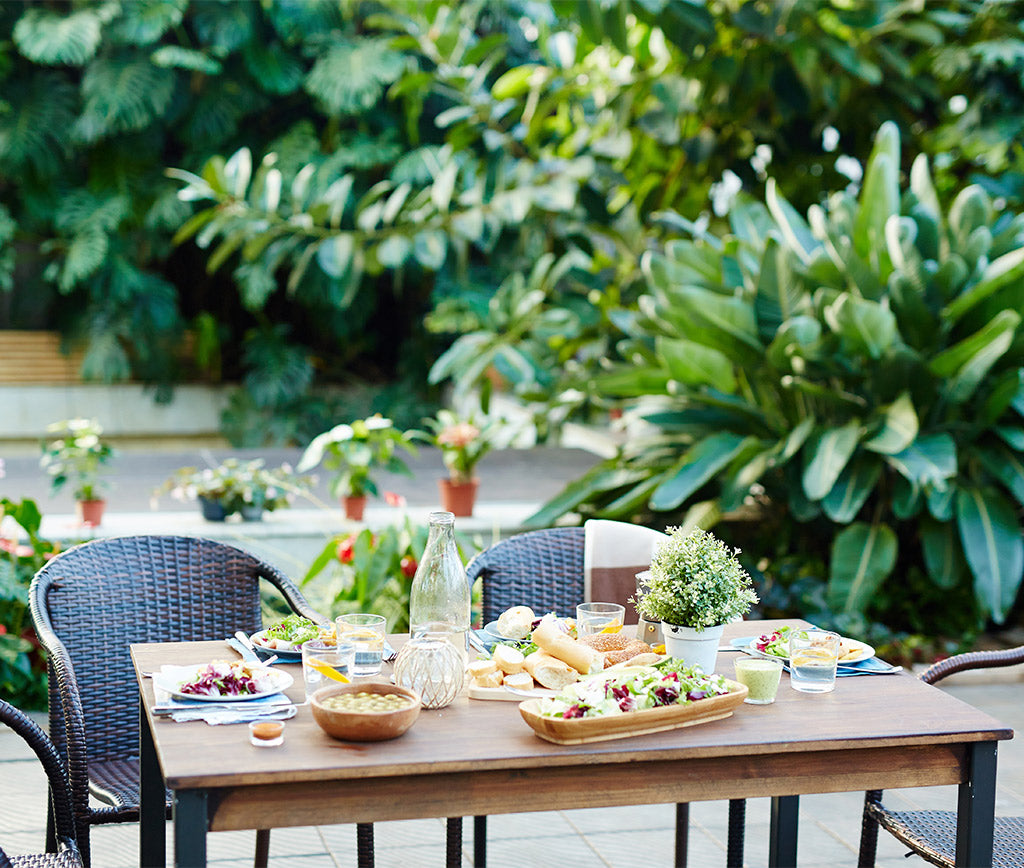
153, 662, 293, 703
519, 678, 747, 745
249, 630, 305, 660
732, 631, 875, 665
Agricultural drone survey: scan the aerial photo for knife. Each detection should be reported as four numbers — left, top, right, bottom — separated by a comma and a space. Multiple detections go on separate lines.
227, 636, 261, 663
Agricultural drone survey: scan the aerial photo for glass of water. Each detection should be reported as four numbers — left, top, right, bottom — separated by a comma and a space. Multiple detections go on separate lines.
301, 638, 355, 701
788, 629, 840, 693
336, 613, 387, 676
575, 602, 626, 638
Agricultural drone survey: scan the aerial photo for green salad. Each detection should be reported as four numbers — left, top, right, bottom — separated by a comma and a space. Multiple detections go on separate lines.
265, 614, 321, 647
754, 626, 793, 658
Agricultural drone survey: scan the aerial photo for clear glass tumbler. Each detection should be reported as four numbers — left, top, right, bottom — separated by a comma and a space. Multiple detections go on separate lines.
336, 613, 386, 676
788, 629, 840, 693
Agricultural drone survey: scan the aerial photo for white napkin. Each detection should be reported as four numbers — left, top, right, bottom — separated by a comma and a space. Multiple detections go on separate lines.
169, 705, 297, 725
583, 519, 667, 611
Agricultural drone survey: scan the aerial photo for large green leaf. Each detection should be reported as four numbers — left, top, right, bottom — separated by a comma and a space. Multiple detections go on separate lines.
826, 522, 898, 613
656, 337, 736, 392
14, 8, 102, 65
956, 486, 1024, 623
886, 434, 957, 490
976, 444, 1024, 508
802, 421, 861, 501
719, 444, 775, 512
822, 457, 881, 523
853, 122, 900, 265
754, 237, 802, 339
863, 392, 918, 455
943, 246, 1024, 324
650, 432, 747, 511
766, 179, 819, 263
929, 310, 1019, 404
823, 293, 898, 359
527, 464, 650, 529
920, 518, 964, 590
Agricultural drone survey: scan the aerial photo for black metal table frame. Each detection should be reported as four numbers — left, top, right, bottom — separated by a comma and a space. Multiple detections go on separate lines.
138, 699, 998, 868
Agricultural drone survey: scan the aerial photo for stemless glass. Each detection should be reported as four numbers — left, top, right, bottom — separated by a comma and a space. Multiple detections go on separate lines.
788, 629, 840, 693
301, 639, 354, 701
336, 613, 386, 676
575, 602, 626, 637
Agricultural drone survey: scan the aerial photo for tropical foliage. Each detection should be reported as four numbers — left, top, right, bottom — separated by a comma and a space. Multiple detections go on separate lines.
533, 122, 1024, 637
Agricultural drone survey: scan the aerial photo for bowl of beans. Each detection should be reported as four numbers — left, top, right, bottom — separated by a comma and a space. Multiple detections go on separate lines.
311, 682, 421, 741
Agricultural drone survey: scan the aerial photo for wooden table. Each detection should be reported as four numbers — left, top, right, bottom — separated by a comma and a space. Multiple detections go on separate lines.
133, 620, 1012, 867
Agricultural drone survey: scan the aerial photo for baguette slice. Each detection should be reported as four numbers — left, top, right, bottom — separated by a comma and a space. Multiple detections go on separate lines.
502, 671, 535, 691
523, 651, 578, 690
467, 659, 498, 679
493, 643, 526, 675
472, 670, 504, 689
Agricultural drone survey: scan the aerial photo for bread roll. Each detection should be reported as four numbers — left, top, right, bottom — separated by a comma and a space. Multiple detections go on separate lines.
467, 659, 498, 679
496, 606, 535, 639
472, 670, 504, 689
502, 671, 535, 691
523, 651, 579, 690
579, 633, 652, 666
493, 644, 525, 675
532, 619, 604, 674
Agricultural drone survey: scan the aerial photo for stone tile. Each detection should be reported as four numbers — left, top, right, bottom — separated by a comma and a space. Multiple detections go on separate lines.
318, 818, 447, 853
558, 804, 675, 834
480, 833, 606, 868
586, 827, 724, 868
0, 759, 49, 834
473, 811, 579, 841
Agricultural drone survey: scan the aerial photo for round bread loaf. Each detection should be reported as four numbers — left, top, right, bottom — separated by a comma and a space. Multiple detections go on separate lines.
579, 633, 652, 666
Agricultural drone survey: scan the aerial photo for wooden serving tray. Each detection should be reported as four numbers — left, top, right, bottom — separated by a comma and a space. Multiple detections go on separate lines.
518, 679, 748, 745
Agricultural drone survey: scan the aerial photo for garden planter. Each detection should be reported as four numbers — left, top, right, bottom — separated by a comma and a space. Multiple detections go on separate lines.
76, 499, 105, 527
439, 478, 478, 517
343, 495, 367, 521
199, 497, 227, 522
239, 504, 263, 522
662, 622, 726, 675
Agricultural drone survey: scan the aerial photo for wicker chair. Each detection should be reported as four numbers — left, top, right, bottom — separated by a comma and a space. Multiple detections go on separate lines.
28, 534, 374, 868
447, 526, 747, 868
858, 645, 1024, 867
0, 699, 83, 868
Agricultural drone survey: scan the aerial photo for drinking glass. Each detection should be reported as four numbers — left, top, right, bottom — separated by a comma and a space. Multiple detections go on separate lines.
336, 613, 387, 676
788, 629, 840, 693
575, 602, 626, 638
734, 656, 783, 704
301, 638, 355, 701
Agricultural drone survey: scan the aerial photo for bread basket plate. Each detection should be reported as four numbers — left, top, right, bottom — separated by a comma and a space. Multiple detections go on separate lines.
518, 678, 748, 745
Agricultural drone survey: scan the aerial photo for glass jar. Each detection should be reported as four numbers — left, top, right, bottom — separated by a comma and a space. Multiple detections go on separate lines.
409, 511, 470, 661
393, 635, 464, 709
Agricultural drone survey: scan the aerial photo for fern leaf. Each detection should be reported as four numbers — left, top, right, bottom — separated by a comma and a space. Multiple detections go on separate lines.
243, 42, 305, 95
242, 326, 313, 407
234, 263, 278, 311
14, 8, 102, 66
81, 326, 131, 382
193, 2, 255, 53
305, 38, 406, 115
110, 0, 187, 45
73, 56, 177, 143
151, 46, 222, 75
60, 228, 108, 292
0, 73, 77, 174
183, 83, 265, 147
266, 0, 343, 43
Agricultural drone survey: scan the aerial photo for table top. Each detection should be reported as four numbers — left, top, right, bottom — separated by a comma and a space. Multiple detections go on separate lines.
132, 619, 1013, 793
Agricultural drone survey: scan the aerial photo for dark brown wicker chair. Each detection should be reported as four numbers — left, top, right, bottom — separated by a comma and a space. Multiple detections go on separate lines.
0, 699, 83, 868
28, 534, 375, 868
858, 645, 1024, 867
447, 526, 747, 868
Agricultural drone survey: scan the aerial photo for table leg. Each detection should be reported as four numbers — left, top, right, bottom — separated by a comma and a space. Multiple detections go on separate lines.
768, 795, 799, 868
139, 699, 165, 868
956, 741, 997, 867
173, 790, 208, 868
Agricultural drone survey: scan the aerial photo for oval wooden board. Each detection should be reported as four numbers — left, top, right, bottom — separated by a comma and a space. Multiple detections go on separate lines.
518, 679, 748, 745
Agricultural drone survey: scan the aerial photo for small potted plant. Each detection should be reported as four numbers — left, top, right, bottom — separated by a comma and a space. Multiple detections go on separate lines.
155, 458, 311, 521
423, 410, 498, 517
298, 415, 416, 520
39, 418, 115, 526
633, 527, 758, 674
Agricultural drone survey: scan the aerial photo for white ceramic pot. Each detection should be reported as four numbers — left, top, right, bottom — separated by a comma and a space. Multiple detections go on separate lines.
662, 622, 726, 674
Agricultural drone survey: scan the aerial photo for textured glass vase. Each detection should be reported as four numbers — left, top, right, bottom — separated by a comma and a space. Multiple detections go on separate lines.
393, 635, 464, 709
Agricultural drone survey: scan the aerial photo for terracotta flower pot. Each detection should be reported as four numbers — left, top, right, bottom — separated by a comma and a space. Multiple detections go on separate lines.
76, 499, 105, 527
438, 478, 478, 517
343, 495, 367, 521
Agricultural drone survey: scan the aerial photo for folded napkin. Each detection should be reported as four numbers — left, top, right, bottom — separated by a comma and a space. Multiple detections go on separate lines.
169, 705, 297, 725
583, 519, 667, 611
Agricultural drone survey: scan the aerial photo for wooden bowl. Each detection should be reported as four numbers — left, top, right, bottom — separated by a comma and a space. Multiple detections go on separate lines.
311, 682, 420, 742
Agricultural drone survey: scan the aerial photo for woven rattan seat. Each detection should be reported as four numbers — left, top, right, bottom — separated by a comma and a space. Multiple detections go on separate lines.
448, 525, 747, 868
28, 534, 339, 868
0, 700, 83, 868
858, 644, 1024, 867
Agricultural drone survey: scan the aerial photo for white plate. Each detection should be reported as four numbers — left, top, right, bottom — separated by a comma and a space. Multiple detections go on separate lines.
733, 635, 875, 665
153, 663, 293, 702
249, 630, 305, 659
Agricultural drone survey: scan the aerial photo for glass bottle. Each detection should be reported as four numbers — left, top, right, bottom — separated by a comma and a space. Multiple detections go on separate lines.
409, 511, 470, 661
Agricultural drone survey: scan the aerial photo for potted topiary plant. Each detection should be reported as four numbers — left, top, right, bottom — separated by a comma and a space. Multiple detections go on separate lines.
298, 415, 416, 520
634, 527, 758, 674
39, 418, 115, 526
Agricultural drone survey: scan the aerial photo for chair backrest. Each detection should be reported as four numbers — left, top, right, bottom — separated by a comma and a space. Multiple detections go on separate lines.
0, 699, 80, 864
29, 535, 320, 767
469, 527, 586, 624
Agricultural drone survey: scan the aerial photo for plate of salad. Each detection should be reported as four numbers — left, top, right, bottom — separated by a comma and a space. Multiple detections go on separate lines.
518, 659, 747, 744
732, 627, 874, 665
250, 614, 329, 659
153, 661, 293, 702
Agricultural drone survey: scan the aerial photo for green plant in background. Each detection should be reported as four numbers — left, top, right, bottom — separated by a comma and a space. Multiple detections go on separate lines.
298, 416, 417, 500
0, 496, 59, 709
39, 418, 115, 502
534, 121, 1024, 638
153, 458, 312, 517
422, 410, 504, 484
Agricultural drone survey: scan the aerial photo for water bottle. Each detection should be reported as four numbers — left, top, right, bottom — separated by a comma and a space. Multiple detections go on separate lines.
409, 511, 470, 661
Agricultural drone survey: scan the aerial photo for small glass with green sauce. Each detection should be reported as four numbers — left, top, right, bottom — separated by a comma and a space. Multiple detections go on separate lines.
734, 656, 784, 705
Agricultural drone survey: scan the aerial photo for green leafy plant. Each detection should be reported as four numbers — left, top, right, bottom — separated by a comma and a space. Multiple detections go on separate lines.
0, 496, 60, 709
39, 418, 114, 501
154, 458, 312, 516
634, 528, 758, 630
422, 410, 504, 484
297, 416, 416, 499
538, 121, 1024, 634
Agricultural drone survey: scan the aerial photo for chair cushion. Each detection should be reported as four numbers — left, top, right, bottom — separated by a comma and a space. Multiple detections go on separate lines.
871, 807, 1024, 868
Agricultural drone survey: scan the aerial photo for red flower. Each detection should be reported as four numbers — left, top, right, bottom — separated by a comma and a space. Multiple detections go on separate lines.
336, 535, 357, 564
384, 491, 407, 508
400, 556, 418, 578
0, 624, 7, 636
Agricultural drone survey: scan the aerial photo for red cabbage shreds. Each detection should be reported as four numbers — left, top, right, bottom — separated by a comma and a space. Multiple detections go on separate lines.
652, 683, 680, 706
179, 664, 260, 697
610, 684, 636, 712
562, 704, 586, 719
686, 689, 708, 701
